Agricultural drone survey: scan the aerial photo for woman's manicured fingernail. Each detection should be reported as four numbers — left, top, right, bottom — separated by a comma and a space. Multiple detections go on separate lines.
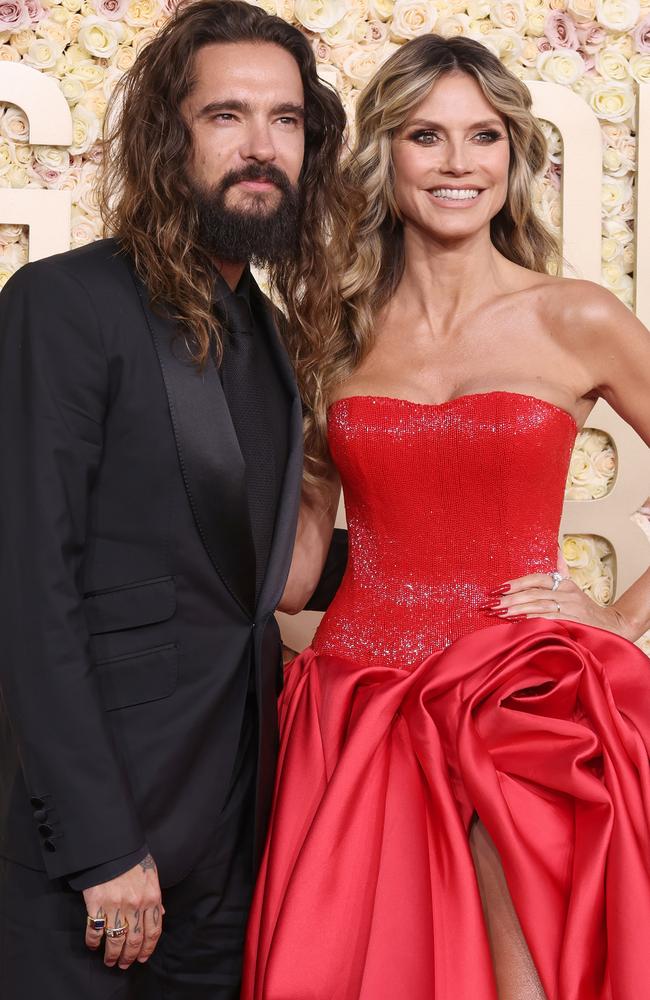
485, 608, 509, 617
488, 583, 511, 596
479, 601, 501, 611
507, 615, 527, 623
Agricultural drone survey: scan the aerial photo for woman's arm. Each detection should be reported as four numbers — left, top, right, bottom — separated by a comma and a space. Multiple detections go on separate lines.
494, 283, 650, 640
278, 461, 342, 615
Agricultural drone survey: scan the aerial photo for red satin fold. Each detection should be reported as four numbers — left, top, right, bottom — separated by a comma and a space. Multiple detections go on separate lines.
242, 619, 650, 1000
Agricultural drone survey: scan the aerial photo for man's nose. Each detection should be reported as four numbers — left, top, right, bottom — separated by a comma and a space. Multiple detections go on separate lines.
240, 120, 276, 163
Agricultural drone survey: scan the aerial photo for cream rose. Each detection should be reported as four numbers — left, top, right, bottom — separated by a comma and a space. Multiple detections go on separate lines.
294, 0, 347, 31
568, 0, 596, 16
602, 234, 623, 262
437, 11, 470, 32
595, 0, 640, 30
590, 571, 614, 605
69, 104, 99, 155
0, 107, 29, 143
630, 52, 650, 81
487, 25, 524, 57
114, 41, 136, 70
537, 47, 585, 84
0, 262, 17, 289
467, 0, 490, 14
565, 485, 594, 500
0, 42, 18, 60
490, 0, 526, 29
34, 145, 71, 172
78, 15, 124, 58
592, 446, 617, 481
123, 0, 161, 26
390, 0, 437, 39
60, 74, 86, 104
70, 209, 102, 249
322, 11, 358, 46
369, 0, 395, 19
526, 8, 546, 32
589, 81, 634, 121
9, 27, 35, 54
595, 45, 630, 79
61, 0, 83, 12
66, 56, 105, 86
0, 239, 27, 267
603, 217, 634, 245
562, 534, 599, 568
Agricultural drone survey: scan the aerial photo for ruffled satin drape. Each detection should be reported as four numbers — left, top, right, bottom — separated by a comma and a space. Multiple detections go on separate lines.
243, 620, 650, 1000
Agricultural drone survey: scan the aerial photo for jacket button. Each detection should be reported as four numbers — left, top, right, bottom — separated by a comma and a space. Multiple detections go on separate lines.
38, 824, 54, 838
43, 839, 56, 852
33, 809, 47, 822
30, 797, 45, 809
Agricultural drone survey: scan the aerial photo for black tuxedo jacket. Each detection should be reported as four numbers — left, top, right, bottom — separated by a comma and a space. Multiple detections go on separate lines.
0, 238, 344, 887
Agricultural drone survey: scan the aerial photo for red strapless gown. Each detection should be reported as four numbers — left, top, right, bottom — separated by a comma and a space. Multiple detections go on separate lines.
242, 393, 650, 1000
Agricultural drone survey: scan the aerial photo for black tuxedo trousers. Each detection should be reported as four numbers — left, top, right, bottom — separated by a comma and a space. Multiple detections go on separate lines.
0, 239, 323, 996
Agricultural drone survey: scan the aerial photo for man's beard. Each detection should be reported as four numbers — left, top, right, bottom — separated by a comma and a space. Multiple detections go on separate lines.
190, 163, 302, 267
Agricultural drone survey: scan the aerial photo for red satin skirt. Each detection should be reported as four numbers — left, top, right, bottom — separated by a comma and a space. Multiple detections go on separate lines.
242, 620, 650, 1000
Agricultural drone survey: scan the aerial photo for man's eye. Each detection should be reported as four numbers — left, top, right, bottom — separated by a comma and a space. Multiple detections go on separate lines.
214, 113, 236, 122
278, 116, 300, 126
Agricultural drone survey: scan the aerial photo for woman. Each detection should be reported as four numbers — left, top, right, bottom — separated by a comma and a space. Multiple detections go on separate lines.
243, 35, 650, 999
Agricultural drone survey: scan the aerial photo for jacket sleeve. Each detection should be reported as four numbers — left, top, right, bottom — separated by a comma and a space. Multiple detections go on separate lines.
0, 260, 145, 879
304, 528, 348, 612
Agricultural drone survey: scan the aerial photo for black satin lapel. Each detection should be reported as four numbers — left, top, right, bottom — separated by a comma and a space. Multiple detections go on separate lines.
134, 279, 257, 614
250, 284, 304, 613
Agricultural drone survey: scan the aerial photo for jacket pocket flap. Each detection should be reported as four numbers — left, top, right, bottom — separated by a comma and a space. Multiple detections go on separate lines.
84, 577, 176, 635
96, 643, 178, 711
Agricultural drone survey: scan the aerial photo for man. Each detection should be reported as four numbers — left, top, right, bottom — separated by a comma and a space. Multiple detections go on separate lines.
0, 2, 347, 996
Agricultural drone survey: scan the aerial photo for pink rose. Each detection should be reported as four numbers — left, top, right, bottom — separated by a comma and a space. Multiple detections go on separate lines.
24, 0, 44, 24
537, 37, 553, 53
576, 20, 607, 50
633, 15, 650, 53
544, 11, 580, 48
91, 0, 129, 19
0, 0, 30, 30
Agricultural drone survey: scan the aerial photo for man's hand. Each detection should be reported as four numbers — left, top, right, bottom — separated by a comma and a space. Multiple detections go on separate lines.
83, 854, 164, 969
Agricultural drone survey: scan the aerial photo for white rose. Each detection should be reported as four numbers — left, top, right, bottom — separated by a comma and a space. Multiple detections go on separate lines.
78, 15, 124, 58
0, 137, 13, 174
595, 45, 630, 79
131, 25, 157, 53
293, 0, 347, 31
492, 26, 524, 57
65, 56, 105, 86
22, 37, 63, 68
0, 261, 17, 288
603, 216, 633, 245
60, 74, 86, 103
539, 181, 562, 231
355, 18, 389, 45
592, 446, 617, 480
595, 0, 640, 30
630, 52, 650, 82
565, 485, 593, 500
322, 11, 358, 45
341, 47, 383, 87
568, 448, 592, 483
590, 570, 614, 605
0, 222, 23, 240
390, 0, 437, 39
70, 209, 102, 248
437, 11, 470, 32
369, 0, 395, 18
567, 0, 596, 16
467, 0, 490, 14
605, 268, 633, 303
0, 106, 29, 142
0, 239, 27, 267
34, 145, 71, 171
602, 235, 622, 262
589, 81, 634, 121
490, 0, 526, 29
537, 47, 585, 84
526, 8, 546, 32
0, 43, 19, 61
69, 103, 99, 154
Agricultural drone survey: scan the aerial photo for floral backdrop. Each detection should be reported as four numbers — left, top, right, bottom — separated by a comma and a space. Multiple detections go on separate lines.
0, 0, 649, 641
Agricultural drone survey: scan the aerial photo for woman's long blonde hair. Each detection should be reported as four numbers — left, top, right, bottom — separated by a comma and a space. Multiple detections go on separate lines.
298, 33, 560, 489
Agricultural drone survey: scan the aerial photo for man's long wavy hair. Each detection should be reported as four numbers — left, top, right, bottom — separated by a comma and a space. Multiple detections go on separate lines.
299, 34, 561, 485
100, 0, 348, 486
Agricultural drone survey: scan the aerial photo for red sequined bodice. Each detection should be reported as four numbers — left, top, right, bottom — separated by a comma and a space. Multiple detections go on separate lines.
313, 392, 577, 669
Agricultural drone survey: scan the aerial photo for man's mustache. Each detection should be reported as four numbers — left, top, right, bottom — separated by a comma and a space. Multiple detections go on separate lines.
220, 164, 294, 195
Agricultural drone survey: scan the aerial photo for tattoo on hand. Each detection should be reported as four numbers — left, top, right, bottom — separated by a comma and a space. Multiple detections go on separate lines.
114, 909, 122, 929
133, 909, 142, 935
153, 905, 160, 926
139, 853, 156, 873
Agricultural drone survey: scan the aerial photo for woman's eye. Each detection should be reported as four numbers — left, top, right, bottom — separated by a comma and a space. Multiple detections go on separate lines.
410, 130, 439, 145
474, 130, 503, 143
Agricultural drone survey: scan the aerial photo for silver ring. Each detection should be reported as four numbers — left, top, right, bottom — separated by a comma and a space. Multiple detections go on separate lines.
105, 923, 129, 939
550, 571, 564, 592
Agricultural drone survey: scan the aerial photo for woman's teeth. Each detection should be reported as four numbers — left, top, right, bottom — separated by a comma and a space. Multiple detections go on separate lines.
431, 188, 480, 200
